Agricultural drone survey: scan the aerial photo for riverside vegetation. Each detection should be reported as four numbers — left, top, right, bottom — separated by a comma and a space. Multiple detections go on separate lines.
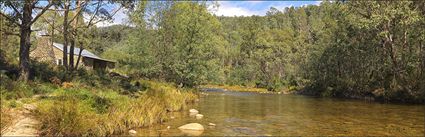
1, 0, 425, 136
1, 62, 197, 136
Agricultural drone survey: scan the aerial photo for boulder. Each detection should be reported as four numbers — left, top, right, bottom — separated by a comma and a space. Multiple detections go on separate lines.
195, 114, 203, 119
129, 129, 137, 134
178, 123, 204, 131
189, 109, 199, 114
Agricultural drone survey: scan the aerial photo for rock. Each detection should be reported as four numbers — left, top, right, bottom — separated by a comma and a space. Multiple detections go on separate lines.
167, 126, 171, 129
170, 116, 175, 119
180, 129, 204, 136
129, 129, 137, 134
189, 109, 199, 114
208, 123, 216, 126
195, 114, 203, 119
178, 123, 204, 131
23, 104, 37, 111
232, 127, 257, 135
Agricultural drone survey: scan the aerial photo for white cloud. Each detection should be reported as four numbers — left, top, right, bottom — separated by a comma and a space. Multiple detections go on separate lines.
81, 7, 129, 28
213, 1, 262, 17
95, 8, 129, 27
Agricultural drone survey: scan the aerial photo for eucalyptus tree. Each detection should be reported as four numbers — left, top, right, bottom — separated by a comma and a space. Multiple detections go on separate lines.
0, 0, 55, 81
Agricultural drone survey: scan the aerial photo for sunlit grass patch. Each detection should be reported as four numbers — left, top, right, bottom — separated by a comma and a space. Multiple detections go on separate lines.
0, 99, 13, 135
35, 80, 198, 136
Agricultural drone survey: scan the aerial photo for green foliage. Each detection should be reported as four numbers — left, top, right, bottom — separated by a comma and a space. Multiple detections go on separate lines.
100, 1, 425, 102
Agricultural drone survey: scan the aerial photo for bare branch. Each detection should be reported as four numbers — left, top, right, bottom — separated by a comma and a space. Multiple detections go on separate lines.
31, 0, 40, 9
2, 31, 20, 37
86, 1, 103, 27
0, 11, 21, 27
40, 15, 64, 33
34, 6, 79, 11
30, 0, 54, 25
8, 2, 22, 19
86, 5, 124, 28
68, 1, 86, 24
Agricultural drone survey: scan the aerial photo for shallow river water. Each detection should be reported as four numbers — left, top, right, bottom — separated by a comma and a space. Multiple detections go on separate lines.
136, 88, 424, 136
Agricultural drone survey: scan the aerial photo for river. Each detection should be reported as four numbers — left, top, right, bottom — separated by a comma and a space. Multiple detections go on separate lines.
136, 88, 424, 136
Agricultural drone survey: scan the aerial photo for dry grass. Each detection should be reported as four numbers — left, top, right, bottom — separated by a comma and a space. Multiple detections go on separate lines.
35, 80, 198, 136
0, 103, 13, 135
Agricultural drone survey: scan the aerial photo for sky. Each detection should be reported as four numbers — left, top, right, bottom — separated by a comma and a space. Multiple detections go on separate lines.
97, 1, 322, 27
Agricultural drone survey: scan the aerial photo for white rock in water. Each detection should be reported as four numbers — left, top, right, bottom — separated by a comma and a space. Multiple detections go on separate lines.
208, 123, 216, 126
178, 123, 204, 131
189, 109, 199, 114
129, 129, 137, 134
170, 116, 175, 119
195, 114, 203, 119
167, 126, 171, 129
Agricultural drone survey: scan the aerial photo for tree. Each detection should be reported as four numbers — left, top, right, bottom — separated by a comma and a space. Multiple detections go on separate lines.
1, 0, 54, 81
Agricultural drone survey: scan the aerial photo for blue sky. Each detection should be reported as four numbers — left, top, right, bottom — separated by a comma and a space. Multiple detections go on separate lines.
99, 1, 322, 27
213, 1, 321, 16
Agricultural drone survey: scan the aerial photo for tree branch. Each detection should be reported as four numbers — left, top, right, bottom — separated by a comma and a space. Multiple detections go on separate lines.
34, 7, 79, 11
68, 1, 86, 24
2, 31, 20, 37
86, 5, 123, 28
30, 0, 54, 25
8, 2, 23, 19
0, 11, 21, 27
86, 1, 103, 27
31, 0, 40, 9
40, 15, 64, 33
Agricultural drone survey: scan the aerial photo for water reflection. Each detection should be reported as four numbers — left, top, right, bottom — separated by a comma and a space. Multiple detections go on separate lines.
136, 89, 425, 136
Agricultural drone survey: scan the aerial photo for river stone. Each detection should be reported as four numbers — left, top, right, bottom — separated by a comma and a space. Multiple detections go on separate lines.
129, 129, 137, 134
189, 109, 199, 114
195, 114, 203, 119
178, 123, 204, 131
208, 123, 216, 126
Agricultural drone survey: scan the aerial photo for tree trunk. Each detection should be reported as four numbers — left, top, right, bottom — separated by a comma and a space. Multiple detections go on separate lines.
75, 43, 84, 69
63, 0, 70, 69
69, 39, 75, 70
18, 1, 33, 81
69, 0, 81, 71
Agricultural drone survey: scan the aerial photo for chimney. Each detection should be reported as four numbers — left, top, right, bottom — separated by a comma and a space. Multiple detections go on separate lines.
30, 32, 56, 64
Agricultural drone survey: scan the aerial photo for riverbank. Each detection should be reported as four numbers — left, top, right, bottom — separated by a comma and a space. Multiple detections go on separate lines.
1, 77, 198, 136
199, 85, 268, 93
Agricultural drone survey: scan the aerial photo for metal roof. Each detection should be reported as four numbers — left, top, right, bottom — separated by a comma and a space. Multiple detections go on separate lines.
52, 43, 115, 62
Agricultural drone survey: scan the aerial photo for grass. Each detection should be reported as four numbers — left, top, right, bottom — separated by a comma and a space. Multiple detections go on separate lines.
35, 80, 198, 136
1, 65, 198, 136
0, 98, 13, 135
200, 84, 269, 93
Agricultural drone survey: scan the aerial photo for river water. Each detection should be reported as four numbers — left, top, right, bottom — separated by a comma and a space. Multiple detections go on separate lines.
136, 88, 424, 136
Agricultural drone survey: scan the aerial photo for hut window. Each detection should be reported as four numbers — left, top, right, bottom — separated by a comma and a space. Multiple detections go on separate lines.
56, 59, 62, 65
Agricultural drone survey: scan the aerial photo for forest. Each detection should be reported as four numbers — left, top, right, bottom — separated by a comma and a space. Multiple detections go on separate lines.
1, 0, 425, 136
100, 1, 424, 102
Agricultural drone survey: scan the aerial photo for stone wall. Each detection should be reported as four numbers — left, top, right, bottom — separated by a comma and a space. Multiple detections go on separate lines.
29, 36, 55, 64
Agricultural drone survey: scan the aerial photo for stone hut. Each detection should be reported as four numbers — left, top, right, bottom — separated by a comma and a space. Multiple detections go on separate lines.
30, 34, 115, 70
